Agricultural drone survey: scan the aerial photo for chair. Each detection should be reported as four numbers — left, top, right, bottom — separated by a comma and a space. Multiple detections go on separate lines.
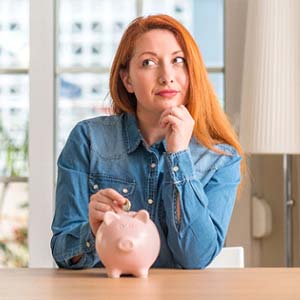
206, 247, 244, 268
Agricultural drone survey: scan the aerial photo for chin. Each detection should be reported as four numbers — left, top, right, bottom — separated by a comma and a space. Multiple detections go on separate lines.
162, 101, 183, 108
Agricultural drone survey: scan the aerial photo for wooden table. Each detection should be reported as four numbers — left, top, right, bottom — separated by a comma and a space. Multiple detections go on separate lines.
1, 268, 300, 299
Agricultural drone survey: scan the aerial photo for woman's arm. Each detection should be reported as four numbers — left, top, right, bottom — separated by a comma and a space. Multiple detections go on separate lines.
162, 148, 241, 269
50, 122, 99, 269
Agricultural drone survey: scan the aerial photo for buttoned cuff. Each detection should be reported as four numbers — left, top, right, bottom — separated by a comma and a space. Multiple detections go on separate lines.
164, 149, 195, 184
64, 222, 96, 268
80, 222, 96, 253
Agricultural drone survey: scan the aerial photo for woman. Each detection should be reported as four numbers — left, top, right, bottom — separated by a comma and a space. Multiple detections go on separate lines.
51, 14, 244, 269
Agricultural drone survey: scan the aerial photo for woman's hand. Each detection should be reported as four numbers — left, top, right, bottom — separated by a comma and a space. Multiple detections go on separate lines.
159, 105, 195, 153
89, 188, 127, 236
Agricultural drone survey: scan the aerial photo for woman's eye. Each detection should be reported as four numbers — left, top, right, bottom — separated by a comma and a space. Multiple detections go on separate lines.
142, 59, 155, 67
173, 57, 185, 64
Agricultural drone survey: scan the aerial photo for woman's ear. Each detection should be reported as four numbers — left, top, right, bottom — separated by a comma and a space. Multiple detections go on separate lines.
120, 69, 134, 93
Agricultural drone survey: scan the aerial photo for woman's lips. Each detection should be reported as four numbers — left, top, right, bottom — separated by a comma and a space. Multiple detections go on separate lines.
155, 90, 179, 98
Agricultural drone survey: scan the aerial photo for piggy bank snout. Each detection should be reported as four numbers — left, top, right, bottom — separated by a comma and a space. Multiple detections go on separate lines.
117, 238, 134, 252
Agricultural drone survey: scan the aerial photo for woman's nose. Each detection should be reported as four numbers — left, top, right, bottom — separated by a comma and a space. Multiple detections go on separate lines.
158, 65, 174, 85
158, 77, 174, 85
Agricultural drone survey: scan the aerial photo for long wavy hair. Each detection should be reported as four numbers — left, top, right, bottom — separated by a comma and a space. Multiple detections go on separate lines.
109, 14, 245, 185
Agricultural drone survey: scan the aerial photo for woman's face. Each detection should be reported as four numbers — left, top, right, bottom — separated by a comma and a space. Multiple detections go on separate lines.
120, 29, 189, 118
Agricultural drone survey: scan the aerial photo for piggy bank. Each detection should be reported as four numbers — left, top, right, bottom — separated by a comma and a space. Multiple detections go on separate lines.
96, 209, 160, 278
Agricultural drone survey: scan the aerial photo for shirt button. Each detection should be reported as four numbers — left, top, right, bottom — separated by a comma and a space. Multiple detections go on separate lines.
86, 241, 91, 248
150, 163, 156, 168
148, 199, 154, 205
122, 188, 128, 194
93, 184, 99, 190
173, 166, 179, 172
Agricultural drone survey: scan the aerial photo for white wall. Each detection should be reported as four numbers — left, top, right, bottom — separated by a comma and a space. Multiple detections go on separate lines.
225, 0, 261, 267
225, 0, 300, 267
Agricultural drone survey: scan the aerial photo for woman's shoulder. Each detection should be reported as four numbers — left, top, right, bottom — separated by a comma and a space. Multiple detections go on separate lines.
72, 114, 125, 133
189, 138, 241, 172
190, 138, 240, 156
66, 114, 125, 144
77, 114, 124, 127
213, 143, 240, 157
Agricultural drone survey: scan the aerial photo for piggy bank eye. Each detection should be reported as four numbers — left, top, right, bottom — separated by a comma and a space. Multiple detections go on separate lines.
119, 223, 128, 229
118, 223, 135, 230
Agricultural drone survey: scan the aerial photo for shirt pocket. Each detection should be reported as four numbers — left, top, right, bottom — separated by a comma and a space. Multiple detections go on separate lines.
88, 173, 135, 198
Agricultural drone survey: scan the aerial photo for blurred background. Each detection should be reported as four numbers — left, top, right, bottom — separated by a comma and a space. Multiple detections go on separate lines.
1, 0, 300, 269
0, 0, 224, 267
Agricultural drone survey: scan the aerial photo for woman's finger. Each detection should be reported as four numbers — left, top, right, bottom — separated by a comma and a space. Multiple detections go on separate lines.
93, 202, 112, 212
98, 188, 127, 206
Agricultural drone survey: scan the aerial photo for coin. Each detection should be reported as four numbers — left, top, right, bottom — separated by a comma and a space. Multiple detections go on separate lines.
122, 199, 131, 211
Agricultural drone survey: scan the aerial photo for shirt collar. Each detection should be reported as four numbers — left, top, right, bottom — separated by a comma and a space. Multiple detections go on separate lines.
123, 112, 167, 154
123, 113, 144, 154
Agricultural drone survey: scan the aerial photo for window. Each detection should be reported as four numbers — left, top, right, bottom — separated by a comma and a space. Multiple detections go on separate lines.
56, 0, 137, 154
194, 0, 224, 107
0, 0, 29, 267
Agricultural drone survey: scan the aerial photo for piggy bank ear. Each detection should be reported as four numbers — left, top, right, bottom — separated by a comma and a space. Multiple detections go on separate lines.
103, 211, 120, 226
134, 210, 149, 224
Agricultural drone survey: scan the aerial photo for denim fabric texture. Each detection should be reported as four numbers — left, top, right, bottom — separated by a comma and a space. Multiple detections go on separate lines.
51, 112, 241, 269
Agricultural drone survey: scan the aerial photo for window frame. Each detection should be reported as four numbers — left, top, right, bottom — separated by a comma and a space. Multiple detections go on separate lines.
29, 0, 56, 267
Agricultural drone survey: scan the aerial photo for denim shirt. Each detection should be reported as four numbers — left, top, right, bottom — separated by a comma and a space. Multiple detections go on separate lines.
51, 112, 241, 269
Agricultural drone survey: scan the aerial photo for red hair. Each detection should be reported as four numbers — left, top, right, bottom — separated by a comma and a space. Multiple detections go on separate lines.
109, 15, 245, 188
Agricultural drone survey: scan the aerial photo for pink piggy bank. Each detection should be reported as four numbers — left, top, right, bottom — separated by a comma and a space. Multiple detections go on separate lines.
96, 209, 160, 278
